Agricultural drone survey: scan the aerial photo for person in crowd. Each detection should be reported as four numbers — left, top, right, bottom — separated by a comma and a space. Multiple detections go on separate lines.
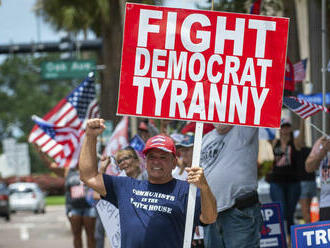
172, 133, 194, 180
305, 136, 330, 220
115, 146, 148, 180
36, 147, 96, 248
65, 167, 97, 248
296, 146, 315, 223
200, 124, 263, 248
266, 118, 305, 239
172, 132, 205, 248
79, 118, 217, 248
138, 121, 152, 143
138, 119, 159, 143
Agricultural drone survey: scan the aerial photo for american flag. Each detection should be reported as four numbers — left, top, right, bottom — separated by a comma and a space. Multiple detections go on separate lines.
293, 59, 307, 82
250, 0, 262, 15
283, 96, 329, 119
28, 72, 99, 168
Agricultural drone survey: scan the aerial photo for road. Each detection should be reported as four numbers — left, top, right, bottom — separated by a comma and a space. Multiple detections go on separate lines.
0, 205, 111, 248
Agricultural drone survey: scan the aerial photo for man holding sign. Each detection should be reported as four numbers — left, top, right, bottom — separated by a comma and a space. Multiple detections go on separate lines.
114, 3, 289, 247
79, 118, 217, 248
201, 124, 262, 247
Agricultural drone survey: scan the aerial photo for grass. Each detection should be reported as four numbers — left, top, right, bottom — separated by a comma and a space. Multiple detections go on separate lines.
46, 195, 65, 206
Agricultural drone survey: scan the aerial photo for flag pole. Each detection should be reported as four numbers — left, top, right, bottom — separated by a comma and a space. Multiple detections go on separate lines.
288, 109, 329, 138
183, 122, 204, 248
321, 0, 327, 132
309, 122, 329, 139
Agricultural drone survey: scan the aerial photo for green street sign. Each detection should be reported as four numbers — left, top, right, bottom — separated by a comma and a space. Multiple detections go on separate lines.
41, 60, 96, 80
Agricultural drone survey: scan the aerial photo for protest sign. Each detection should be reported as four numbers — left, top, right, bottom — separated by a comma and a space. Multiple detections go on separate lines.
260, 203, 287, 248
96, 200, 121, 248
117, 3, 289, 128
291, 220, 330, 248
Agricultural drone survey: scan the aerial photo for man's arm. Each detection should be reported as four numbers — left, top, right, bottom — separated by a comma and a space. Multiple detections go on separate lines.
79, 118, 107, 196
186, 167, 217, 224
305, 137, 330, 173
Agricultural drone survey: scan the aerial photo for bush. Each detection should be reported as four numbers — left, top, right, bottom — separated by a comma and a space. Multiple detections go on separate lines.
258, 160, 273, 179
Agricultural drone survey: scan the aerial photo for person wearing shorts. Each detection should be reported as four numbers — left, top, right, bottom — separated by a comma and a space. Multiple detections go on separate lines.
297, 147, 316, 223
66, 168, 97, 248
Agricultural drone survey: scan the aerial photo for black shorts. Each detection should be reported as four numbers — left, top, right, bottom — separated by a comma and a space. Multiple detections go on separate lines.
319, 207, 330, 221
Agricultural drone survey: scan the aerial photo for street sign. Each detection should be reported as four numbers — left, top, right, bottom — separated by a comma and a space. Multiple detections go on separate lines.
41, 60, 96, 80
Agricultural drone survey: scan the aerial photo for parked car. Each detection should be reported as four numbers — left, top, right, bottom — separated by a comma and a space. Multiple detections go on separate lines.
9, 182, 46, 214
0, 183, 10, 221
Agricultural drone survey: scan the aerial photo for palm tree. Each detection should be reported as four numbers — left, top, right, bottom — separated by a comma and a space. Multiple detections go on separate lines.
35, 0, 158, 124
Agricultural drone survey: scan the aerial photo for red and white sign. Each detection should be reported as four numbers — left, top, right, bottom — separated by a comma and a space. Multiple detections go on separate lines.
117, 3, 289, 128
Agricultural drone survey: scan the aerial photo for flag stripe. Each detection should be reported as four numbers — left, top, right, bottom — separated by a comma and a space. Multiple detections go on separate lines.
89, 103, 99, 119
297, 105, 313, 115
43, 99, 68, 121
40, 139, 56, 152
55, 106, 76, 125
29, 129, 45, 143
42, 143, 58, 156
36, 135, 52, 147
53, 149, 64, 160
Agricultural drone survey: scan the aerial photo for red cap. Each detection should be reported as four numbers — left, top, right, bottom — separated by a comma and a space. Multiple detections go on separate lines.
181, 122, 214, 135
143, 135, 176, 156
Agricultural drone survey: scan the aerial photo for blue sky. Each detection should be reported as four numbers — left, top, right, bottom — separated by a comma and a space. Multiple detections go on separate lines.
0, 0, 66, 44
0, 0, 200, 45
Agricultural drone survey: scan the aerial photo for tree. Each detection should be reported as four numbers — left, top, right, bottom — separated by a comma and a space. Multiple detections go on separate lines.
36, 0, 157, 125
197, 0, 282, 14
0, 54, 77, 172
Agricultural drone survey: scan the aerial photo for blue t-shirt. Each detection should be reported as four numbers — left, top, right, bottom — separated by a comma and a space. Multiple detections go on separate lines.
102, 174, 202, 248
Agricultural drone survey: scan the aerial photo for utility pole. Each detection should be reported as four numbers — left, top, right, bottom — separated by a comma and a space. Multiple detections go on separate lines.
294, 0, 312, 146
321, 0, 327, 133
